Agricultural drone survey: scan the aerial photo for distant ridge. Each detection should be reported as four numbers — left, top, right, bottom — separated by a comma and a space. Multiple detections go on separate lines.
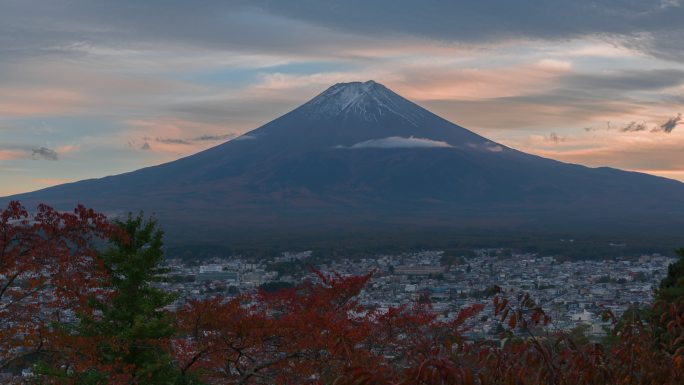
4, 81, 684, 252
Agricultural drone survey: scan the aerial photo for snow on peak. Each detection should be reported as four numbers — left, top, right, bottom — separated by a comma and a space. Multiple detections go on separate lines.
304, 80, 427, 125
313, 80, 382, 109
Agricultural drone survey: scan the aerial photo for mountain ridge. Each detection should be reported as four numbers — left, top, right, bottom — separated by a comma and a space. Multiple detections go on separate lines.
3, 80, 684, 252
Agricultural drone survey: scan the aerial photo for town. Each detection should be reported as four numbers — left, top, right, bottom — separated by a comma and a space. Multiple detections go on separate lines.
160, 249, 674, 340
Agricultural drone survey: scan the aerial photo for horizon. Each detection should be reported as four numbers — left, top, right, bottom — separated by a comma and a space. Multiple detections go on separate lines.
2, 1, 684, 196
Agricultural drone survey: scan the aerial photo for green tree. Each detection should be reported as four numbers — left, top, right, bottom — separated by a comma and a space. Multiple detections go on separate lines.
646, 247, 684, 354
656, 248, 684, 303
64, 213, 181, 384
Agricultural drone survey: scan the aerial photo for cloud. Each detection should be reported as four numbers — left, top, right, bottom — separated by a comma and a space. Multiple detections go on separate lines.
0, 88, 83, 117
621, 121, 649, 132
0, 1, 383, 63
657, 113, 682, 133
486, 143, 504, 152
233, 134, 257, 141
3, 0, 684, 64
580, 116, 682, 134
467, 142, 505, 152
527, 138, 684, 173
256, 59, 573, 103
546, 133, 567, 143
31, 147, 58, 161
424, 94, 632, 131
0, 149, 26, 160
511, 120, 684, 177
122, 118, 251, 157
560, 69, 684, 93
249, 66, 684, 136
194, 133, 236, 141
153, 133, 237, 145
140, 142, 151, 150
155, 137, 192, 145
248, 0, 684, 60
339, 136, 453, 149
591, 114, 684, 134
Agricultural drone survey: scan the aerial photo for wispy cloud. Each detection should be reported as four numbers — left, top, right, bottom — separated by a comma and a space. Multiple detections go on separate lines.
580, 114, 682, 134
152, 133, 237, 146
194, 133, 236, 141
154, 137, 192, 145
621, 121, 649, 132
0, 149, 26, 161
467, 142, 505, 152
511, 123, 684, 182
656, 113, 682, 133
247, 0, 684, 60
338, 136, 453, 149
0, 88, 83, 117
31, 147, 58, 161
233, 134, 256, 141
546, 132, 567, 144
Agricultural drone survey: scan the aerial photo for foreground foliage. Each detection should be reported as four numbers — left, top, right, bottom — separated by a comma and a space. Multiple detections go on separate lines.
0, 202, 113, 374
44, 213, 179, 384
1, 201, 683, 384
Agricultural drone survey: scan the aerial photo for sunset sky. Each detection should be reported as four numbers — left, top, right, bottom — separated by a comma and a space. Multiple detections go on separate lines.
2, 0, 684, 196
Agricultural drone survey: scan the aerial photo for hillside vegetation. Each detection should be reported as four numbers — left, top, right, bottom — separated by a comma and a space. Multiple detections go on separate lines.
1, 201, 683, 384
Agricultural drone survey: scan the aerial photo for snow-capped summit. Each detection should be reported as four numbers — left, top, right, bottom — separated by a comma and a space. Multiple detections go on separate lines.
248, 79, 490, 149
302, 80, 428, 124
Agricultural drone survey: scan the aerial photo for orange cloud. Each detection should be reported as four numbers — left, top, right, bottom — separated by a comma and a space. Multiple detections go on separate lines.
0, 149, 26, 160
254, 58, 573, 101
0, 88, 83, 117
390, 60, 573, 101
251, 58, 574, 111
509, 128, 684, 180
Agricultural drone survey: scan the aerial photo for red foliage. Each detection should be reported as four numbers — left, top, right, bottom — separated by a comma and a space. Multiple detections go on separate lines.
3, 201, 684, 384
0, 201, 114, 372
174, 272, 684, 385
172, 270, 378, 384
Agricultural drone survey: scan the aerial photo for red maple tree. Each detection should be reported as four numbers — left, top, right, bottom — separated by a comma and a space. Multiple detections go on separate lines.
172, 270, 684, 385
0, 201, 113, 375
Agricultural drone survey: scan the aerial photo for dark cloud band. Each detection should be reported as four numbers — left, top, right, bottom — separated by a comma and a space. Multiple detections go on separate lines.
2, 1, 684, 60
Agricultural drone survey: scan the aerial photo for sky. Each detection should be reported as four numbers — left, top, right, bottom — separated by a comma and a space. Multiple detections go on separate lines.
1, 0, 684, 196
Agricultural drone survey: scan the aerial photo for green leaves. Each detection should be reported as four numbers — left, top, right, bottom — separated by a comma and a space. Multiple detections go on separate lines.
47, 212, 181, 385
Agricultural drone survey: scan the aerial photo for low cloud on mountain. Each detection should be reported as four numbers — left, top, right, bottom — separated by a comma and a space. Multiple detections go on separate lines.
339, 136, 453, 149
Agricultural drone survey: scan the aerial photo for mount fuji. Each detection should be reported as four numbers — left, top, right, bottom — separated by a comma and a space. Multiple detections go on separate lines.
4, 81, 684, 251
